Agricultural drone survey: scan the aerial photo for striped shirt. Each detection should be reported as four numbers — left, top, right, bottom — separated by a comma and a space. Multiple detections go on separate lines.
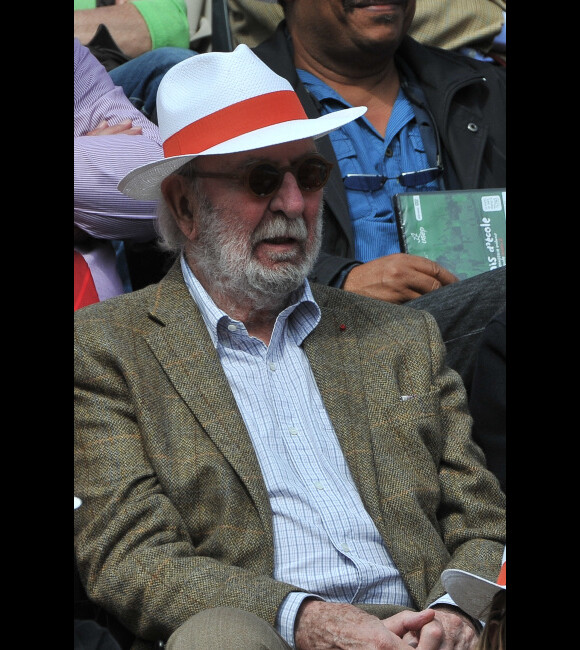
74, 38, 163, 300
74, 38, 162, 242
180, 258, 415, 646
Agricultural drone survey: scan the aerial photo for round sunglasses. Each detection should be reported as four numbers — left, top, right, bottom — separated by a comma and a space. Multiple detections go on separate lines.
188, 154, 334, 198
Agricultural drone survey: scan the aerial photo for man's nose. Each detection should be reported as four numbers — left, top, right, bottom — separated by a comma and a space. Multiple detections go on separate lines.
268, 171, 306, 215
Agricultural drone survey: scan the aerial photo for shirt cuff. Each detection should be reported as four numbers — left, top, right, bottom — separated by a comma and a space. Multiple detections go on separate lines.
276, 592, 323, 648
332, 263, 360, 288
429, 596, 484, 632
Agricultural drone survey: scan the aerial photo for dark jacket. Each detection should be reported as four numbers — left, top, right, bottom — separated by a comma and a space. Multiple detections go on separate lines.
253, 22, 506, 286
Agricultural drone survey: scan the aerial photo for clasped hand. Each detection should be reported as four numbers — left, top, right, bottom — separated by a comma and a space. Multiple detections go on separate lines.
85, 118, 143, 137
294, 600, 479, 649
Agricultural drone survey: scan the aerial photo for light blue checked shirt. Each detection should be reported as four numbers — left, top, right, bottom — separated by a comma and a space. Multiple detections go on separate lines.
180, 259, 418, 646
298, 68, 443, 265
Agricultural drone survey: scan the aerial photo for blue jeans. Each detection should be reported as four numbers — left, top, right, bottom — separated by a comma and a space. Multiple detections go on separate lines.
109, 47, 197, 120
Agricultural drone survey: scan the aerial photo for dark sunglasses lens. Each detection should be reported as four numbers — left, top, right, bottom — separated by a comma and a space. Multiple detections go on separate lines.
247, 158, 331, 196
399, 168, 441, 187
248, 164, 283, 197
297, 158, 330, 191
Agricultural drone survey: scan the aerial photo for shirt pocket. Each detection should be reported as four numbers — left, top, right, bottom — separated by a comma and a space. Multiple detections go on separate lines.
330, 131, 358, 167
408, 129, 426, 153
330, 131, 377, 220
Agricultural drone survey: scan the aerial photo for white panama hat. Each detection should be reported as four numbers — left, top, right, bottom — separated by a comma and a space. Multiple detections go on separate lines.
441, 547, 506, 621
119, 44, 366, 200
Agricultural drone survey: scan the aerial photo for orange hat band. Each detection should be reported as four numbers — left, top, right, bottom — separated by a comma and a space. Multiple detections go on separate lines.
163, 90, 308, 158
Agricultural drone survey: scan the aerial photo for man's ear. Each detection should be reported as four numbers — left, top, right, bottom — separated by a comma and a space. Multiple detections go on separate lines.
161, 174, 198, 239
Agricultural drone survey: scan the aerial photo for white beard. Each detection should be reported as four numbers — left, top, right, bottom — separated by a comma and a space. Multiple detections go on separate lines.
187, 195, 323, 310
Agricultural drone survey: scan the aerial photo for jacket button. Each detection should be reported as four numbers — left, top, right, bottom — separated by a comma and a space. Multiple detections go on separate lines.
467, 122, 479, 132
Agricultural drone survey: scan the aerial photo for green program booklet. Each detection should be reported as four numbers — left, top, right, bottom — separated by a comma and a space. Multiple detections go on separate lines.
394, 188, 506, 280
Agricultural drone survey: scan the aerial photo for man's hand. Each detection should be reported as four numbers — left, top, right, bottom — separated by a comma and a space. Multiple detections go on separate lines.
295, 600, 435, 649
400, 605, 480, 649
85, 119, 143, 137
343, 253, 458, 304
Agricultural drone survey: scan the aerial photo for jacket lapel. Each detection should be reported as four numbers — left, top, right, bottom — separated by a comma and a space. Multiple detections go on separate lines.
142, 262, 273, 530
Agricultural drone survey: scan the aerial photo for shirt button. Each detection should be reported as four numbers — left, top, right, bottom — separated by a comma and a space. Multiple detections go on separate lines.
314, 481, 325, 490
227, 323, 237, 332
289, 427, 299, 436
341, 543, 351, 552
467, 122, 479, 132
385, 147, 393, 157
268, 362, 276, 371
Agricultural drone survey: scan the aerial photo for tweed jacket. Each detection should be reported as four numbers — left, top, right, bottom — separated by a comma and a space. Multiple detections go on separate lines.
253, 22, 507, 286
74, 260, 506, 649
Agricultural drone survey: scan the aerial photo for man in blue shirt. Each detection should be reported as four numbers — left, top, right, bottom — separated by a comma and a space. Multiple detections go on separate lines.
253, 0, 506, 393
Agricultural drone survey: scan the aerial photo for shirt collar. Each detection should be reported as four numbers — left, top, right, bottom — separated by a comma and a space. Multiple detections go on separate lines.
297, 67, 415, 139
180, 256, 321, 348
297, 68, 348, 108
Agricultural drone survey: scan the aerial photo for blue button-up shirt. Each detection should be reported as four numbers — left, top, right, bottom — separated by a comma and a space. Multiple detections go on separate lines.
181, 258, 415, 646
297, 68, 443, 264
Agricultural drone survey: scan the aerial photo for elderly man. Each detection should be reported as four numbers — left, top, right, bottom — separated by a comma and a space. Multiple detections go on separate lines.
75, 45, 505, 650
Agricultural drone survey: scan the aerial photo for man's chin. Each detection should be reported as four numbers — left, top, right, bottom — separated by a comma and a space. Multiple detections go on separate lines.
244, 260, 311, 296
